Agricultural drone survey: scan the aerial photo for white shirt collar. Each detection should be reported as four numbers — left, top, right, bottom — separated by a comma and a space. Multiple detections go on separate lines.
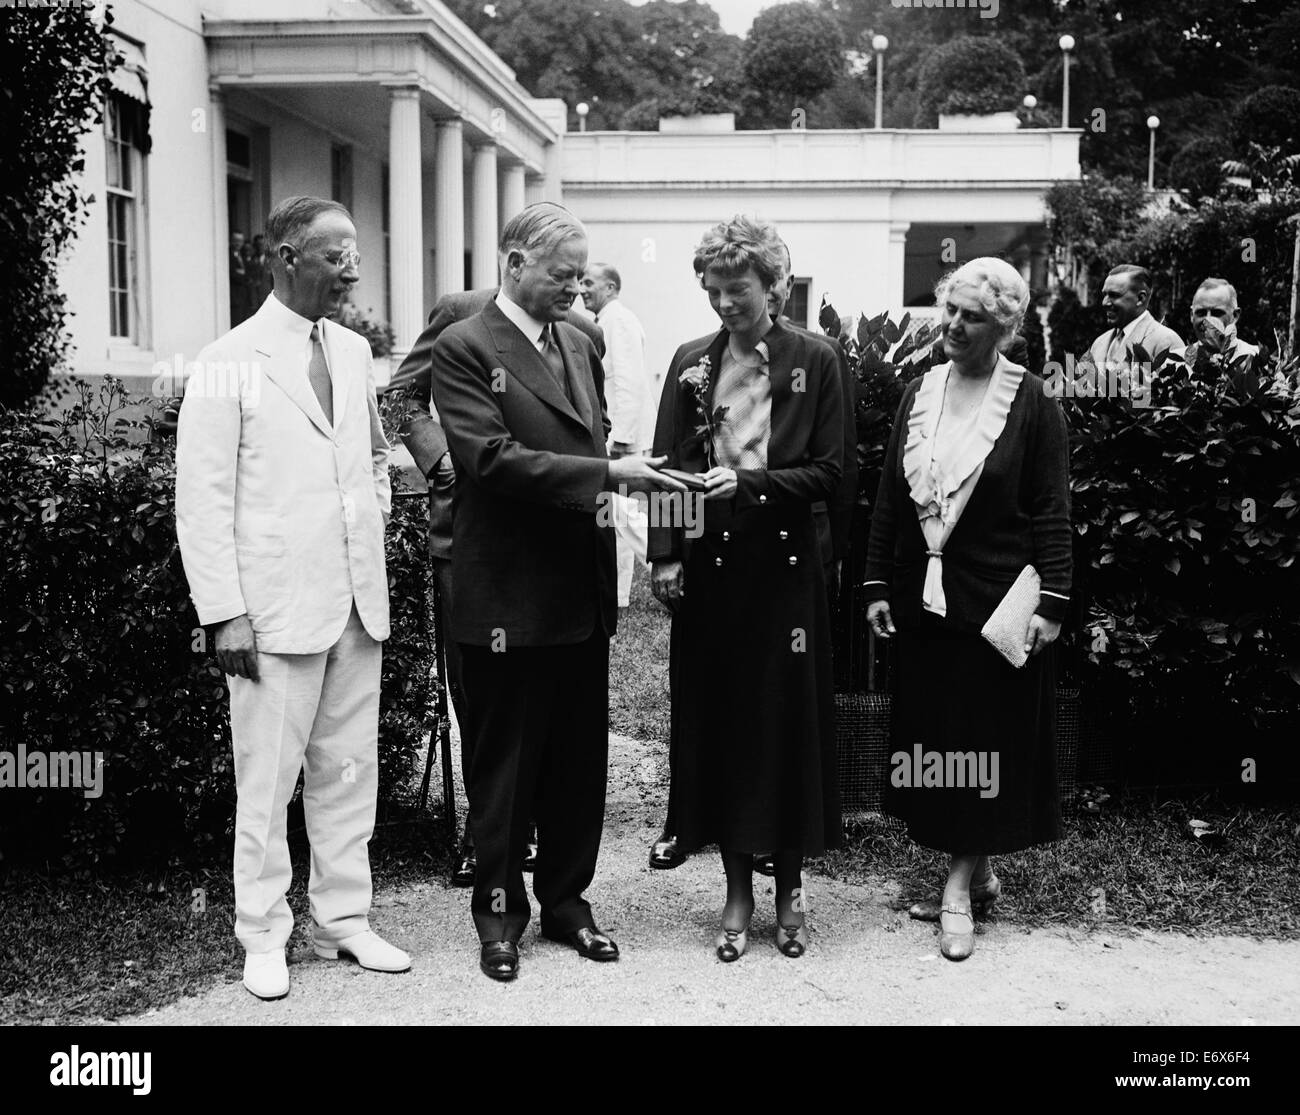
264, 291, 324, 345
495, 290, 549, 350
1119, 309, 1152, 341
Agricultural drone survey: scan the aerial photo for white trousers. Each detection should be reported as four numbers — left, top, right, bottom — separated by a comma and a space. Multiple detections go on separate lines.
227, 604, 381, 954
613, 493, 649, 607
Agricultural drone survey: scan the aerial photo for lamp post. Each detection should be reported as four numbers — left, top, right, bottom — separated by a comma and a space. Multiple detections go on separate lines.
576, 101, 589, 133
1059, 34, 1075, 127
872, 34, 888, 129
1147, 115, 1160, 190
1022, 94, 1037, 126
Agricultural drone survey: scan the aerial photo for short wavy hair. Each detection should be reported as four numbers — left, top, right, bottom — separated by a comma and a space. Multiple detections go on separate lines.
934, 257, 1030, 340
693, 215, 784, 289
499, 202, 586, 266
266, 196, 353, 250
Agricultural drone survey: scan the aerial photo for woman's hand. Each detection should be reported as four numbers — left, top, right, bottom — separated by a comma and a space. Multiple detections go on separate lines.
700, 466, 737, 500
1024, 614, 1061, 657
651, 560, 686, 612
866, 599, 896, 639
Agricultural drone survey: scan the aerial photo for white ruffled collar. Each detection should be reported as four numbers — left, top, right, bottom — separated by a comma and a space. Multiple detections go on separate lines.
903, 354, 1024, 511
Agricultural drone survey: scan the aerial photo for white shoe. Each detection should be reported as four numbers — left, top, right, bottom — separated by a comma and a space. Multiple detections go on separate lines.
242, 949, 289, 1000
313, 929, 411, 973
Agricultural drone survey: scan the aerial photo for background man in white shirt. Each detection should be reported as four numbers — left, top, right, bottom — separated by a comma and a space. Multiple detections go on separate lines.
581, 263, 654, 609
1088, 263, 1185, 378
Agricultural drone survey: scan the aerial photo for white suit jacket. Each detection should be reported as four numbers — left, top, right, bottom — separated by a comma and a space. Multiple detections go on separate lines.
1088, 309, 1185, 368
595, 298, 653, 451
176, 293, 391, 654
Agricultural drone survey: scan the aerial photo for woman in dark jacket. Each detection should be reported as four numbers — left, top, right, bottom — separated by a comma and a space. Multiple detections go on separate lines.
863, 256, 1072, 961
649, 215, 843, 961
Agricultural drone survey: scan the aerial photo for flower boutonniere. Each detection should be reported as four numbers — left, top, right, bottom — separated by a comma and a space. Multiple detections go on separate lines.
679, 355, 727, 468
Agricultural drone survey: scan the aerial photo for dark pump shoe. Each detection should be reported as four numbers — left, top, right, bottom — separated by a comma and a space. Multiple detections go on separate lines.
522, 840, 539, 873
649, 835, 685, 870
479, 941, 520, 982
542, 926, 620, 961
452, 847, 476, 888
752, 853, 775, 877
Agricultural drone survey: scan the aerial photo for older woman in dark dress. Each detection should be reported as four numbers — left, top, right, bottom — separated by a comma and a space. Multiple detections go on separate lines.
649, 215, 843, 961
863, 257, 1072, 961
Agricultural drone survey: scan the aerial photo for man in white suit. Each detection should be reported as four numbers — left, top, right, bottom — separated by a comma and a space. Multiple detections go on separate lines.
580, 263, 653, 608
176, 196, 410, 1000
1088, 264, 1185, 375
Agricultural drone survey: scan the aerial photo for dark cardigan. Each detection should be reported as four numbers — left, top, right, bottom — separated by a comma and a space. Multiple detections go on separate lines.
862, 368, 1072, 632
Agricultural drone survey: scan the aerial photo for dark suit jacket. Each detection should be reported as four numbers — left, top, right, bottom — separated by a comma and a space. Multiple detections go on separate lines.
647, 317, 843, 564
647, 317, 854, 566
388, 288, 604, 477
431, 299, 617, 646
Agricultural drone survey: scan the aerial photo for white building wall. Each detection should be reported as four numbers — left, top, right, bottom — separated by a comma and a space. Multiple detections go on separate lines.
63, 0, 216, 387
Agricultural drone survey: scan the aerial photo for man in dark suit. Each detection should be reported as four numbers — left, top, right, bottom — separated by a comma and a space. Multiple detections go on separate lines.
387, 284, 603, 886
647, 237, 856, 873
430, 202, 684, 981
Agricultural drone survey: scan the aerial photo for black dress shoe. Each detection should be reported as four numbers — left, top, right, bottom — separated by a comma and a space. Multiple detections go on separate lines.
542, 926, 620, 961
649, 835, 685, 870
753, 853, 775, 877
522, 841, 538, 873
479, 941, 519, 981
452, 848, 476, 887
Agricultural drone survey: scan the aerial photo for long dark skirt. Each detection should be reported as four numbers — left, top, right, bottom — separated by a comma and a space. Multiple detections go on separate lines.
669, 506, 840, 856
886, 611, 1061, 854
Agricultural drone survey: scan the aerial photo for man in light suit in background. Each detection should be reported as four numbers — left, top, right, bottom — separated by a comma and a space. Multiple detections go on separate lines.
177, 195, 410, 1001
580, 262, 653, 609
1088, 264, 1185, 376
387, 273, 604, 886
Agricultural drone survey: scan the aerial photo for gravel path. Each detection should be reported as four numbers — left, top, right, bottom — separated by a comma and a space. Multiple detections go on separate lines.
121, 733, 1300, 1026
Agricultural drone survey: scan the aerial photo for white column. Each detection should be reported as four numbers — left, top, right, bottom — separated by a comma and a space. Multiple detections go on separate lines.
434, 118, 465, 298
387, 86, 424, 357
500, 162, 527, 227
888, 221, 910, 314
525, 175, 544, 206
470, 142, 498, 289
210, 84, 230, 337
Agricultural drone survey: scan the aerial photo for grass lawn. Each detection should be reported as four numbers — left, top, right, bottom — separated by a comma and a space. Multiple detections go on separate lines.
0, 817, 450, 1025
609, 562, 672, 743
816, 798, 1300, 939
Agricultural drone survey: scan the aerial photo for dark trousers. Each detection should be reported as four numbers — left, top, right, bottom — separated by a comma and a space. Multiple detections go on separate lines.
459, 631, 610, 943
432, 558, 471, 842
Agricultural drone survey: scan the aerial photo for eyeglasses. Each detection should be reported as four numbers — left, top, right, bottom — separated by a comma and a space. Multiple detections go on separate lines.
290, 244, 361, 269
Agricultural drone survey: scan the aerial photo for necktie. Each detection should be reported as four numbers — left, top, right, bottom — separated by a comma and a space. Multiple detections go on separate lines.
308, 324, 333, 426
541, 324, 570, 399
1105, 327, 1126, 370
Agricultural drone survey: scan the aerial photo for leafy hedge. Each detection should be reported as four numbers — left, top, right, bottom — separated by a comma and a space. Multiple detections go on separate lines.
0, 381, 437, 871
0, 5, 116, 407
821, 303, 1300, 784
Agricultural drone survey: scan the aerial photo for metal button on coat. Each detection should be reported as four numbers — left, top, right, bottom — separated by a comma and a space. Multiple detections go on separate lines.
715, 557, 723, 567
758, 495, 767, 504
788, 555, 798, 566
722, 531, 730, 541
779, 530, 788, 540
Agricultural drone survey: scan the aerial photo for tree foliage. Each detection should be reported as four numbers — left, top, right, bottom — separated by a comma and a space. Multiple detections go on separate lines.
915, 35, 1025, 126
742, 2, 844, 119
0, 5, 116, 408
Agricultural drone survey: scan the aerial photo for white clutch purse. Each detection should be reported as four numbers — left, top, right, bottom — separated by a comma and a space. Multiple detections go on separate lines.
980, 565, 1041, 668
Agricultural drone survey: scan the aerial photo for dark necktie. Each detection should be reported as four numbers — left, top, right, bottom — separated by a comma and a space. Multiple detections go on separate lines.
308, 324, 333, 426
541, 324, 569, 397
